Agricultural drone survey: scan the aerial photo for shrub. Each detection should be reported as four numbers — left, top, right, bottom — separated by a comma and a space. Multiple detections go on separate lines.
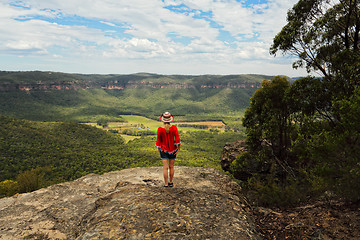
0, 180, 18, 197
230, 152, 254, 181
97, 119, 108, 128
16, 167, 51, 193
246, 174, 307, 207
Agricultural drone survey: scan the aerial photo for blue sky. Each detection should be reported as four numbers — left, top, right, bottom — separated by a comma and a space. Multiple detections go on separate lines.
0, 0, 306, 76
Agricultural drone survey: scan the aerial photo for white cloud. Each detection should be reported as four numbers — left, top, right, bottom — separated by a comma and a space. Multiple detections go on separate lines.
212, 2, 254, 38
100, 21, 116, 27
0, 0, 307, 77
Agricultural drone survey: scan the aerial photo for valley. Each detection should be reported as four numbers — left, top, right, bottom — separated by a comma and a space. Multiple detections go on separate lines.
0, 71, 269, 124
0, 71, 258, 194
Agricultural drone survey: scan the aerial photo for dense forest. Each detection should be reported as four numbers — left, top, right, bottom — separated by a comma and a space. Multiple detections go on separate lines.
229, 0, 360, 207
0, 115, 140, 196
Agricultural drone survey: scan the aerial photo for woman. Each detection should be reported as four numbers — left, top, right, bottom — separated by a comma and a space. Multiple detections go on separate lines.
155, 112, 181, 187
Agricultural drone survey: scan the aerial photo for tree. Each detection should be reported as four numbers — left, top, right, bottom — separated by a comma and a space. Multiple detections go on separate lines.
270, 0, 360, 98
286, 76, 333, 123
238, 0, 360, 204
97, 119, 108, 128
243, 76, 294, 167
270, 0, 360, 73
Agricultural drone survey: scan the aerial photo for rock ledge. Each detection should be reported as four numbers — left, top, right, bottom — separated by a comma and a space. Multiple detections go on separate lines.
0, 167, 259, 240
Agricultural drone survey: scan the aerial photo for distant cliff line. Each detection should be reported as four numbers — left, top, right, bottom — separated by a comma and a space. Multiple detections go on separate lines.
0, 71, 266, 92
0, 80, 261, 92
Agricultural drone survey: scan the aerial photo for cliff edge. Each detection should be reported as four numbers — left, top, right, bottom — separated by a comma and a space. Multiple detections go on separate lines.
0, 167, 259, 240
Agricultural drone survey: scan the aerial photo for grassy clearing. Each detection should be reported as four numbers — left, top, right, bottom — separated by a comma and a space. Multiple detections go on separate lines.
120, 115, 161, 130
120, 134, 140, 143
90, 115, 228, 138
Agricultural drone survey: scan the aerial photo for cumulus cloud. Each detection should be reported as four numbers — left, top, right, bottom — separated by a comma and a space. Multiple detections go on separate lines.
0, 0, 306, 76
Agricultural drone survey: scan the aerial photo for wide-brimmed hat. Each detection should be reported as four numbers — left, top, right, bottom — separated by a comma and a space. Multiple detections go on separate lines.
160, 112, 174, 123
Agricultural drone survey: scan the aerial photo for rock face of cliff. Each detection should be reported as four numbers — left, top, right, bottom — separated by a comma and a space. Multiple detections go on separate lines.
0, 167, 259, 240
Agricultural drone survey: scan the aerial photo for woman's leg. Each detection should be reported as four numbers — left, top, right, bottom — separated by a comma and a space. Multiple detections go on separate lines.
162, 159, 169, 186
169, 159, 175, 184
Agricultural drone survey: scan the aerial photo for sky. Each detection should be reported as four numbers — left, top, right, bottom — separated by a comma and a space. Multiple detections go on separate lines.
0, 0, 308, 77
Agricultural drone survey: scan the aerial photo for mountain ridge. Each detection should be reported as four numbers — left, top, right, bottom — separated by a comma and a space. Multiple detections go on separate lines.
0, 71, 267, 92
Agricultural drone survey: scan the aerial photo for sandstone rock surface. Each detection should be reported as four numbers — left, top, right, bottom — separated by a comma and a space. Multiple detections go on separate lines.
221, 140, 246, 171
0, 166, 259, 240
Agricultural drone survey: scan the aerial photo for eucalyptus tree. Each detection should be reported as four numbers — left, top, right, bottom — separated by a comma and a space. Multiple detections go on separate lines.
271, 0, 359, 83
243, 76, 292, 162
269, 0, 360, 124
238, 0, 360, 204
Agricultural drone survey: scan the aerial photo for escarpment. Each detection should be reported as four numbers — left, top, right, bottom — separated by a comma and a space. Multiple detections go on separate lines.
0, 167, 259, 239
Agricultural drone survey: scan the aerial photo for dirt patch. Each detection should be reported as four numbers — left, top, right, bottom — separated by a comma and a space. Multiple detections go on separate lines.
250, 200, 360, 239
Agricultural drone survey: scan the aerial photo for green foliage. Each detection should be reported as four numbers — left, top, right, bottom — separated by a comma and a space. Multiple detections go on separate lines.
239, 77, 360, 206
243, 76, 294, 164
300, 87, 360, 201
176, 124, 208, 129
16, 167, 50, 193
232, 0, 360, 207
0, 115, 134, 183
229, 152, 255, 180
97, 119, 108, 128
271, 0, 360, 80
0, 180, 18, 198
121, 129, 156, 136
247, 174, 307, 207
177, 130, 245, 168
286, 76, 332, 117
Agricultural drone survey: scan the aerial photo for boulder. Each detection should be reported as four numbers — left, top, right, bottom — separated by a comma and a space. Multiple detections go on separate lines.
221, 140, 247, 171
0, 167, 260, 240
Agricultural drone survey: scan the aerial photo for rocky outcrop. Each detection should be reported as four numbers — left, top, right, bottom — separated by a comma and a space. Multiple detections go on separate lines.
221, 140, 247, 171
0, 167, 259, 240
221, 140, 274, 181
0, 83, 89, 91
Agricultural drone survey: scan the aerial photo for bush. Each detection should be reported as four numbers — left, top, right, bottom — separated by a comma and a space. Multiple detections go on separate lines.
97, 119, 108, 128
16, 167, 51, 193
0, 180, 18, 197
246, 174, 308, 207
230, 152, 254, 181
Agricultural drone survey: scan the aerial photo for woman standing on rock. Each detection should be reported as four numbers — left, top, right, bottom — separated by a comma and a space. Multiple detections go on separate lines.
156, 112, 181, 187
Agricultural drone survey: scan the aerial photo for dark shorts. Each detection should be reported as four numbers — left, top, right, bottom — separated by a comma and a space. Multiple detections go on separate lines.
160, 150, 177, 160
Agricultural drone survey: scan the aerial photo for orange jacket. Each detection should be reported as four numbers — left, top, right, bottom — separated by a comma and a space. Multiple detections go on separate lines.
155, 125, 181, 154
